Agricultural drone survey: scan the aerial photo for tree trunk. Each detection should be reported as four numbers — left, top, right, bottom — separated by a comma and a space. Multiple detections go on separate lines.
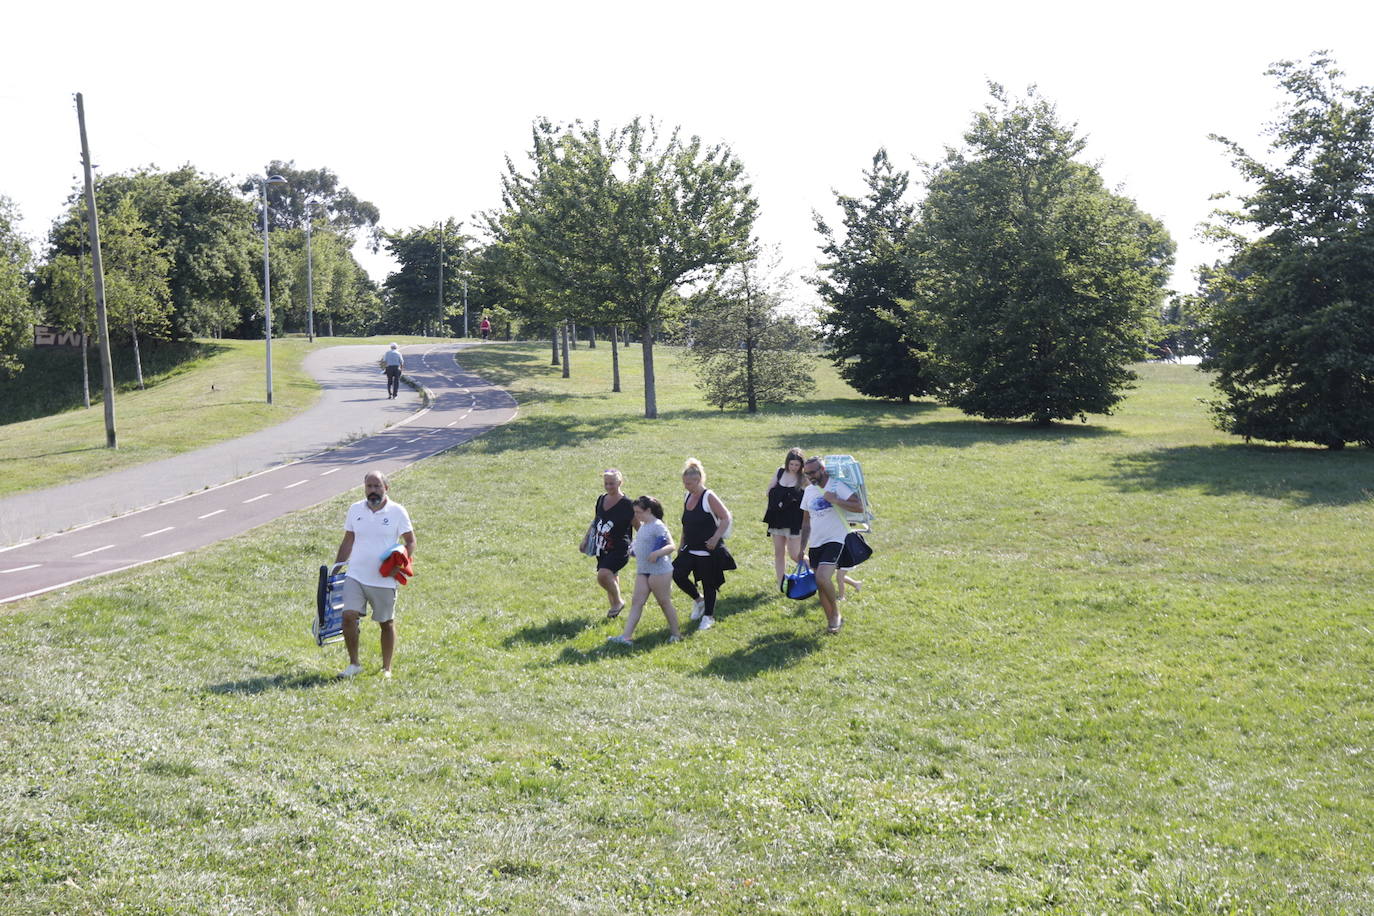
561, 321, 571, 378
80, 317, 91, 408
640, 321, 657, 419
746, 340, 757, 413
611, 326, 621, 393
589, 325, 597, 349
130, 320, 145, 390
570, 321, 577, 348
551, 325, 560, 365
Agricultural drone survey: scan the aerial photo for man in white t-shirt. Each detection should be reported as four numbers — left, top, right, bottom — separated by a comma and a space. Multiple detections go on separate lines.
333, 470, 416, 678
798, 456, 864, 635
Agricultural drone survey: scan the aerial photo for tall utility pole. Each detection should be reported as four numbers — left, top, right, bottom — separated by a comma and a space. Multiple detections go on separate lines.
75, 92, 116, 448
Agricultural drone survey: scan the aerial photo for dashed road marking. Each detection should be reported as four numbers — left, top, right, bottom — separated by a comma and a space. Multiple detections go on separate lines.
1, 564, 41, 574
284, 479, 310, 489
73, 544, 116, 558
142, 526, 175, 538
198, 509, 226, 520
243, 494, 271, 504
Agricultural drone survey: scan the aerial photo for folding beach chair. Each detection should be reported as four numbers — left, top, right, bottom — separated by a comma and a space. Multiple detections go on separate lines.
822, 454, 875, 532
313, 562, 349, 646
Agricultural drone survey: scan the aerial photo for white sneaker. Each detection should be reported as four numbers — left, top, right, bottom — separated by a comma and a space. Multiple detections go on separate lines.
339, 663, 363, 678
698, 615, 715, 631
381, 669, 392, 679
690, 599, 705, 622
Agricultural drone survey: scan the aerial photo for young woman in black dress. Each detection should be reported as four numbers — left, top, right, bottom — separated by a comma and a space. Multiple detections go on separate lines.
762, 447, 806, 585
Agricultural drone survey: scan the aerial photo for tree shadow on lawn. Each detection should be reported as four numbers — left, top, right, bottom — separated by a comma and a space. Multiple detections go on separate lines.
471, 412, 641, 455
205, 671, 336, 694
797, 415, 1120, 453
502, 616, 596, 647
1099, 443, 1374, 507
694, 630, 823, 681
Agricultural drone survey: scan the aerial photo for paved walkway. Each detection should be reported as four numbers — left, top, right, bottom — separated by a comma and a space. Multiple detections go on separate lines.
0, 342, 517, 604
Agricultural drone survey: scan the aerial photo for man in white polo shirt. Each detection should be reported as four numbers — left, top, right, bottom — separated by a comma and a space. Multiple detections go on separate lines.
334, 470, 416, 678
798, 456, 865, 636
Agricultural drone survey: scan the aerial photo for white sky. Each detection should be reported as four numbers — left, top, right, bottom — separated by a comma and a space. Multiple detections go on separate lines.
4, 0, 1372, 303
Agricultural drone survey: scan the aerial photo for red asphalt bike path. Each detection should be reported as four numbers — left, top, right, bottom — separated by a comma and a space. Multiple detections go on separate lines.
0, 342, 517, 605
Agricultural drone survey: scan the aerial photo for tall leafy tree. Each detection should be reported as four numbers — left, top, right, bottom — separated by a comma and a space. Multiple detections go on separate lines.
689, 253, 814, 412
0, 195, 34, 377
382, 220, 472, 335
100, 195, 171, 388
813, 150, 932, 401
1202, 55, 1374, 449
249, 162, 382, 248
492, 117, 758, 417
917, 85, 1174, 424
44, 168, 260, 338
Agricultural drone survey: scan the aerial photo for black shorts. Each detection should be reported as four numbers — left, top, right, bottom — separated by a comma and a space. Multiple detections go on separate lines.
597, 549, 629, 574
808, 541, 846, 568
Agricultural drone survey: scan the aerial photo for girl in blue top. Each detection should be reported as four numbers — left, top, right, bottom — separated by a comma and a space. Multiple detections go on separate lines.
608, 496, 682, 646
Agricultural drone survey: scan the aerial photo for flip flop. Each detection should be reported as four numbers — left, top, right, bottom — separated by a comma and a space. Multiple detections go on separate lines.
826, 617, 844, 635
607, 604, 624, 619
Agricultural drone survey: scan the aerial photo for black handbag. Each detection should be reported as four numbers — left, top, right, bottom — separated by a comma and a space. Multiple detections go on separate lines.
842, 531, 873, 566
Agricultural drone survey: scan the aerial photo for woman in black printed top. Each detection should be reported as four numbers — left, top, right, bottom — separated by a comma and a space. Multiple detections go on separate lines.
588, 468, 635, 617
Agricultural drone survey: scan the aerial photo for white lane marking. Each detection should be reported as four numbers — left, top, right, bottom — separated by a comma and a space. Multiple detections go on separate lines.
405, 437, 422, 443
73, 544, 116, 558
284, 479, 310, 489
142, 527, 175, 538
243, 494, 271, 504
1, 564, 41, 574
381, 446, 397, 453
198, 509, 226, 520
320, 468, 342, 476
351, 455, 371, 463
446, 420, 457, 427
1, 552, 186, 605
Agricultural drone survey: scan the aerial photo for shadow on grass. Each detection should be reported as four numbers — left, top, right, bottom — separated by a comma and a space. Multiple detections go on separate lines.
695, 630, 823, 681
794, 414, 1121, 454
708, 588, 776, 623
1100, 443, 1374, 507
468, 413, 641, 455
503, 616, 596, 647
205, 672, 336, 694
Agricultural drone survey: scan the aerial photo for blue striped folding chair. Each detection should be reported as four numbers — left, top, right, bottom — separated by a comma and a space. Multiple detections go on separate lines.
313, 562, 349, 646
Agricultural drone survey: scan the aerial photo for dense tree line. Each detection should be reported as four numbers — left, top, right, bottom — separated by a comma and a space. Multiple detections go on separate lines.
2, 55, 1369, 446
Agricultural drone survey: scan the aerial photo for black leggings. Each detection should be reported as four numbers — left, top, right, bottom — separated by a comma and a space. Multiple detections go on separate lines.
673, 562, 718, 617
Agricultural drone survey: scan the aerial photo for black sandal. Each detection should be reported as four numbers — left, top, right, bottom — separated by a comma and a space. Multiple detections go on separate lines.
607, 604, 624, 619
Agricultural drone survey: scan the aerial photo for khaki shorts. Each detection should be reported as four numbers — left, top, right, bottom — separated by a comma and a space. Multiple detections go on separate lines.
341, 578, 398, 623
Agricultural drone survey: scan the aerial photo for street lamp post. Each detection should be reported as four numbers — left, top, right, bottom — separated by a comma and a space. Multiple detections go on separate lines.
260, 174, 288, 403
305, 209, 315, 343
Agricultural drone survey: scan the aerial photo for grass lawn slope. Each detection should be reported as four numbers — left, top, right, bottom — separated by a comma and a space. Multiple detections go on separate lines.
2, 344, 1371, 914
0, 336, 429, 499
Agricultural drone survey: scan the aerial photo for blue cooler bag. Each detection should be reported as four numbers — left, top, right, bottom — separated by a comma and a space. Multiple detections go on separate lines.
781, 561, 817, 600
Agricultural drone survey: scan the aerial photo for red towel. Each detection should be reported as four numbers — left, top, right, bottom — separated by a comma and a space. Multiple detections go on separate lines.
379, 549, 413, 585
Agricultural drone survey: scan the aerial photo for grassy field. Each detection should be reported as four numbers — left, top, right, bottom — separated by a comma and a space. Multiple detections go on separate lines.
0, 335, 434, 499
2, 343, 1372, 914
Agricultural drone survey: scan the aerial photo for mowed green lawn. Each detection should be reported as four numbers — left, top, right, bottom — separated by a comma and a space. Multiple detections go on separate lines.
0, 335, 436, 499
2, 343, 1371, 914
